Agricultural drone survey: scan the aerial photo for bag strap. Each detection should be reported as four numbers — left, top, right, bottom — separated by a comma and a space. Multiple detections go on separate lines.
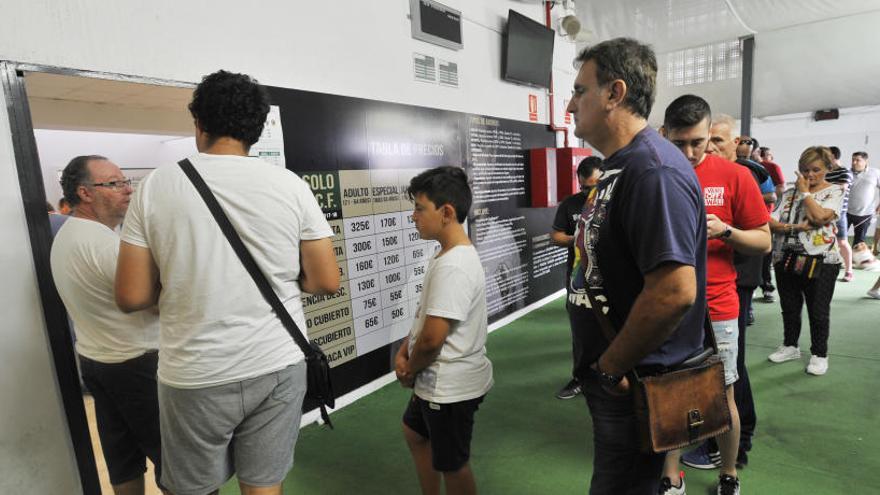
177, 159, 335, 427
584, 283, 718, 375
177, 159, 316, 356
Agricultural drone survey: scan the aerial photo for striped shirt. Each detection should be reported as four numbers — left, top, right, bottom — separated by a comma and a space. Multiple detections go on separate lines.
826, 166, 852, 214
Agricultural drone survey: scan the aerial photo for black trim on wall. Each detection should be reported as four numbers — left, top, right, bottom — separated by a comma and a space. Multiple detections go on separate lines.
1, 61, 101, 495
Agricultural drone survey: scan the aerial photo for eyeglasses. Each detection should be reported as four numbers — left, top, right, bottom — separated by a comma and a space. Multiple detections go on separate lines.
89, 178, 132, 190
740, 139, 754, 146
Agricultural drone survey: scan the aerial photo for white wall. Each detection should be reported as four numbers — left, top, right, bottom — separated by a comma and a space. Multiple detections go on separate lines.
1, 0, 577, 139
0, 90, 82, 493
0, 2, 578, 492
37, 130, 196, 207
751, 106, 880, 183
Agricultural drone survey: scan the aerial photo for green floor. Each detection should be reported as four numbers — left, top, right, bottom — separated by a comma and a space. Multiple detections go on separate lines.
221, 270, 880, 494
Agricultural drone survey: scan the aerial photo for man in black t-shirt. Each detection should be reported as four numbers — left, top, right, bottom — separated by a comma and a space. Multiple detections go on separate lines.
550, 156, 602, 399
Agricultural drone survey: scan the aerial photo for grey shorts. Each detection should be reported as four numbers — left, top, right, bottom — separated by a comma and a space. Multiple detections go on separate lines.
712, 319, 739, 386
158, 362, 306, 495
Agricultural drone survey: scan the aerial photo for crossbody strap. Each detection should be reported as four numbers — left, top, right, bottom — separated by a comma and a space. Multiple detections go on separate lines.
177, 159, 315, 358
584, 284, 717, 373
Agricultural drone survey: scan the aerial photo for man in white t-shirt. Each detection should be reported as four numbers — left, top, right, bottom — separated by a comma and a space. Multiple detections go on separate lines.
395, 166, 492, 495
50, 155, 164, 495
115, 71, 339, 495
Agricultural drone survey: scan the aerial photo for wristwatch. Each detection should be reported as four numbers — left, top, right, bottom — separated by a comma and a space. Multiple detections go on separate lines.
595, 363, 623, 388
721, 225, 733, 239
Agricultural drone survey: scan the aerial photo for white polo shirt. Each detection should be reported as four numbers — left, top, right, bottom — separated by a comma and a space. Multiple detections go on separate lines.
51, 217, 160, 363
121, 153, 333, 388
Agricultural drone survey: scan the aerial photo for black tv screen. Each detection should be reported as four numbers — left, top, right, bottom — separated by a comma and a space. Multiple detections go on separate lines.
502, 10, 555, 88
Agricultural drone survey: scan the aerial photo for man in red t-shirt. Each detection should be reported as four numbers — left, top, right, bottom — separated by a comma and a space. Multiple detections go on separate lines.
759, 147, 786, 199
657, 95, 771, 495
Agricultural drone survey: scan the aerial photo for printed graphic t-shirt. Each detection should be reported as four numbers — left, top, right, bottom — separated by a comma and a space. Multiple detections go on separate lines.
571, 127, 708, 369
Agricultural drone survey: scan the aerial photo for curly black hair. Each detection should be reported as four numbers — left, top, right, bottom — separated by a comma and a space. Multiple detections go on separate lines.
188, 70, 270, 148
60, 155, 106, 207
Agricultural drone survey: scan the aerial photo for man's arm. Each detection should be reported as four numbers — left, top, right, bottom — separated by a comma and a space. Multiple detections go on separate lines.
597, 262, 696, 377
706, 216, 771, 255
115, 241, 160, 313
299, 238, 340, 295
404, 315, 452, 376
550, 229, 573, 247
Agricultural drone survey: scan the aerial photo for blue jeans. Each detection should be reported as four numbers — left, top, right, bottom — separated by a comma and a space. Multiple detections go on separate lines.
582, 371, 665, 495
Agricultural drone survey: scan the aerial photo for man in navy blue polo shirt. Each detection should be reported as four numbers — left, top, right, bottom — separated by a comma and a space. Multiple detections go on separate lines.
566, 38, 708, 494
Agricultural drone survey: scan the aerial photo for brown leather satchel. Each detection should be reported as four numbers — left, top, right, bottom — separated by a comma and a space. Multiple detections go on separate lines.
585, 290, 731, 453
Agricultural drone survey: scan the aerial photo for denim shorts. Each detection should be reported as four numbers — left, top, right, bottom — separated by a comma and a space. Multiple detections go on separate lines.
712, 319, 739, 385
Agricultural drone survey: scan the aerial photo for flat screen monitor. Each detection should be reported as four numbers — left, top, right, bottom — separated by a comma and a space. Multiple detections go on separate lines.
410, 0, 463, 50
502, 9, 555, 88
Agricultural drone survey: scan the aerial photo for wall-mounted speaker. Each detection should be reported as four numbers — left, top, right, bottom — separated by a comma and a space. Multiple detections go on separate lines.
814, 109, 839, 121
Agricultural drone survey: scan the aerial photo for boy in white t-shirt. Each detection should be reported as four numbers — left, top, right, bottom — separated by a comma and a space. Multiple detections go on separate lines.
395, 166, 493, 495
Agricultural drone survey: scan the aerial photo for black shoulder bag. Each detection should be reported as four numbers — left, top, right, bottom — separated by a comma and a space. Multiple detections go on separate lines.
178, 159, 335, 428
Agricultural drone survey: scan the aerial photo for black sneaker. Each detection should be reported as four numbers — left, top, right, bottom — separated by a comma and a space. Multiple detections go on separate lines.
736, 449, 748, 468
717, 474, 740, 495
762, 290, 776, 303
555, 379, 582, 400
747, 308, 755, 326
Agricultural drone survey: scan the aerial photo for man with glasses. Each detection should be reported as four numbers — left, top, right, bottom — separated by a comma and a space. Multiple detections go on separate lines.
550, 156, 602, 400
50, 155, 165, 495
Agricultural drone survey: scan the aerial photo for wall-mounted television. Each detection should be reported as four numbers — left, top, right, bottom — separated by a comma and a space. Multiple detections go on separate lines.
502, 9, 555, 88
410, 0, 463, 50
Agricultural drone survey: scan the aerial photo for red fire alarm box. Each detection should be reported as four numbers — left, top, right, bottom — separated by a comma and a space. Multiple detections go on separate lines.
555, 147, 593, 198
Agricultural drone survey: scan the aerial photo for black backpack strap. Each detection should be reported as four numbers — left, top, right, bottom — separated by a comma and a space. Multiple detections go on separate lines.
177, 158, 333, 426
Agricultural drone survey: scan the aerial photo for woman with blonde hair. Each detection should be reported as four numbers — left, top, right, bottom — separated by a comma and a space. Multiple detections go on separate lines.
767, 146, 845, 375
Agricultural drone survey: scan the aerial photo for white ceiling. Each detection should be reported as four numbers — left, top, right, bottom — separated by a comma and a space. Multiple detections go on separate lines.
571, 0, 880, 120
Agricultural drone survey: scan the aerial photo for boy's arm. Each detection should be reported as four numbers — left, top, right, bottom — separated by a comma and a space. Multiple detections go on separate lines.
395, 337, 413, 387
404, 315, 452, 376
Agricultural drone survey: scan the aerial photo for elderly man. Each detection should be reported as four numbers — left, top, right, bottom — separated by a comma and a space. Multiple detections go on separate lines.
50, 155, 164, 495
565, 38, 708, 494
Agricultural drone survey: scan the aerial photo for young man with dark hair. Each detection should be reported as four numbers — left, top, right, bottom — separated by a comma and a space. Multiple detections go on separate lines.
551, 156, 602, 400
116, 70, 339, 495
565, 38, 708, 494
659, 95, 771, 495
396, 166, 492, 495
825, 146, 855, 280
51, 155, 164, 495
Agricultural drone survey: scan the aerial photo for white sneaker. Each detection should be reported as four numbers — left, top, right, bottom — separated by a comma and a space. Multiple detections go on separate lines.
768, 345, 801, 363
659, 476, 686, 495
868, 289, 880, 299
806, 355, 828, 375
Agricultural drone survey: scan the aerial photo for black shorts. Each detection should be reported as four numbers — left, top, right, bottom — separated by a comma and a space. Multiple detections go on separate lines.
79, 351, 163, 487
402, 394, 484, 472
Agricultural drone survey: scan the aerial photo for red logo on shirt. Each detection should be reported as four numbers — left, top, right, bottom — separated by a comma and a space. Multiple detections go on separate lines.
704, 187, 725, 207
